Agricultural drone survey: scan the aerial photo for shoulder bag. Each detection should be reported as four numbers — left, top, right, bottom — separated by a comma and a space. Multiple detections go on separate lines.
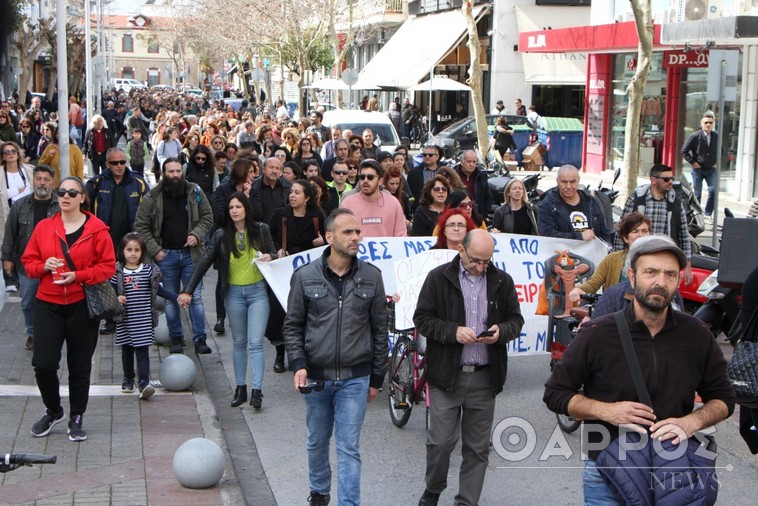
59, 237, 123, 322
727, 304, 758, 408
595, 311, 719, 505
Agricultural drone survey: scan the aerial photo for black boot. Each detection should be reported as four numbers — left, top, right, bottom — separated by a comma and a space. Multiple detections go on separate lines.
169, 337, 184, 354
231, 385, 247, 407
214, 317, 225, 334
273, 345, 285, 373
250, 389, 263, 409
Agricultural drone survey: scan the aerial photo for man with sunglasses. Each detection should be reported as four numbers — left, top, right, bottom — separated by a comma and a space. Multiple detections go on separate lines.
408, 144, 444, 209
323, 161, 353, 216
340, 160, 407, 237
85, 148, 149, 334
320, 138, 349, 182
414, 229, 524, 506
1, 165, 59, 350
681, 113, 719, 221
284, 208, 388, 506
614, 164, 693, 284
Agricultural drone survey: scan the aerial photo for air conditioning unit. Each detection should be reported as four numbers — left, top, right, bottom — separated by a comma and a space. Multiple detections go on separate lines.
676, 0, 723, 21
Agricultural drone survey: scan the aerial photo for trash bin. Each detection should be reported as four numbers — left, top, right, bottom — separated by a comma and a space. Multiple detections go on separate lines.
536, 117, 584, 170
511, 124, 534, 167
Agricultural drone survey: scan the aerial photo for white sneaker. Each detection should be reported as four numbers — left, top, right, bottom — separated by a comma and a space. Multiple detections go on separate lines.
5, 285, 17, 293
704, 215, 713, 223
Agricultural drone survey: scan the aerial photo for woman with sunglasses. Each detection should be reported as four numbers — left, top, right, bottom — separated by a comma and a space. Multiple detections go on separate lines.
16, 119, 40, 164
185, 145, 215, 201
210, 135, 227, 154
179, 192, 276, 408
22, 176, 116, 441
432, 208, 476, 250
490, 178, 539, 236
37, 122, 55, 159
38, 126, 85, 186
281, 127, 301, 156
0, 109, 15, 142
345, 157, 360, 187
1, 141, 34, 258
412, 176, 450, 237
445, 189, 487, 231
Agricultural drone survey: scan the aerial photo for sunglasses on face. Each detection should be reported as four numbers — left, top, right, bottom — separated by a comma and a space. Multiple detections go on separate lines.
458, 202, 474, 209
653, 176, 673, 182
57, 189, 83, 198
333, 170, 348, 176
432, 186, 448, 193
422, 153, 436, 157
21, 125, 31, 129
108, 159, 127, 165
195, 157, 207, 162
298, 381, 325, 394
3, 149, 18, 155
358, 174, 377, 181
703, 121, 713, 124
348, 165, 357, 170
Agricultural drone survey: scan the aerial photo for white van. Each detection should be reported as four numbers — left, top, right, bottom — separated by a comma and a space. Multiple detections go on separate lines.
322, 110, 405, 152
110, 78, 147, 93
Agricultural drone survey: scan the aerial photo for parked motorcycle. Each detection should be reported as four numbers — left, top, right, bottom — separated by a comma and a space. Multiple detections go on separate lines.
487, 173, 543, 220
694, 269, 742, 345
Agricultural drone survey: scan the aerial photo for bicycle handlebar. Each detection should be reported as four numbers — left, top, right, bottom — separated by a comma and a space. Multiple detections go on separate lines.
2, 453, 57, 465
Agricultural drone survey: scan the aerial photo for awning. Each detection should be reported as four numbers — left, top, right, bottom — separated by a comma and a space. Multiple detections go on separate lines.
518, 21, 663, 54
411, 76, 471, 92
357, 6, 487, 90
661, 16, 758, 45
514, 5, 590, 85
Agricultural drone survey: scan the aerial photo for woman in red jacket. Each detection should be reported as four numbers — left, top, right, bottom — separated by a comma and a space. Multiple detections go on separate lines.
22, 176, 116, 442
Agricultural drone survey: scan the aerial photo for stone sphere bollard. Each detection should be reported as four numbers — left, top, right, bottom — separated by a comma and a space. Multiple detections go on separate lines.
154, 314, 170, 345
173, 438, 225, 488
159, 354, 196, 391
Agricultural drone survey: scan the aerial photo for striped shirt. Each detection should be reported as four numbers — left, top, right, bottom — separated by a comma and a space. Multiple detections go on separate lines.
458, 262, 489, 366
112, 263, 155, 348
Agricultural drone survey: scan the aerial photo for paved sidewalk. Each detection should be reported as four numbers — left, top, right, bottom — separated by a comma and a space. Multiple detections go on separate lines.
0, 271, 249, 506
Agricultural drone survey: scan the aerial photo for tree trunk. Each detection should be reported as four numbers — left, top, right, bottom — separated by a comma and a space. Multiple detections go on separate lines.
461, 2, 488, 162
624, 0, 654, 195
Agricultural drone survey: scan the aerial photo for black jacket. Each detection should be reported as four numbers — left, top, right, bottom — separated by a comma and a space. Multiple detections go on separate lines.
411, 205, 440, 237
455, 164, 494, 220
184, 224, 276, 296
538, 186, 610, 241
413, 256, 524, 396
681, 129, 718, 170
269, 206, 325, 254
492, 202, 539, 235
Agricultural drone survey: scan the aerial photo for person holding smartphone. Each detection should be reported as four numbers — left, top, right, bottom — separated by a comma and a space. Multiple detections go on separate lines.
413, 229, 524, 506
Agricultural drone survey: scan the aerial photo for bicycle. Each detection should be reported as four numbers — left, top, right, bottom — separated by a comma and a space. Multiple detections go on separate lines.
386, 301, 430, 429
1, 453, 56, 473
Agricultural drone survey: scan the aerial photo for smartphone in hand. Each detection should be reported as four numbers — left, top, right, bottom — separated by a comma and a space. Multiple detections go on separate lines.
477, 330, 495, 339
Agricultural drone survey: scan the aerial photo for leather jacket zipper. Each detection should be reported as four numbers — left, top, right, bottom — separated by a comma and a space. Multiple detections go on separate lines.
336, 295, 343, 380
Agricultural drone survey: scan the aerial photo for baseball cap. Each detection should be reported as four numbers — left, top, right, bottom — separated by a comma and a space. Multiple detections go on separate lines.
628, 235, 687, 270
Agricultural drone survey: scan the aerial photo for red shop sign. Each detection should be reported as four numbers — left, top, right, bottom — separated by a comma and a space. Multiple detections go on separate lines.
663, 50, 709, 68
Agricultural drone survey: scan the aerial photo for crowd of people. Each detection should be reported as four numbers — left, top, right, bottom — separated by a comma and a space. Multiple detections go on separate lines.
0, 88, 747, 505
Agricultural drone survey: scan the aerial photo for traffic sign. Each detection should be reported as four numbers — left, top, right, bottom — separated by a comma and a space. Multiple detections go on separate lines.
342, 68, 359, 86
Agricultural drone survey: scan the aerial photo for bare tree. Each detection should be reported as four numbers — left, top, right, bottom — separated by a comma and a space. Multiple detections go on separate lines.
461, 1, 489, 162
624, 0, 654, 195
11, 4, 54, 101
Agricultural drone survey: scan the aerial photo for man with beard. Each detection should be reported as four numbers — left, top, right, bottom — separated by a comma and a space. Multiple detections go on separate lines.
340, 160, 406, 237
544, 235, 734, 505
135, 158, 214, 354
1, 165, 60, 350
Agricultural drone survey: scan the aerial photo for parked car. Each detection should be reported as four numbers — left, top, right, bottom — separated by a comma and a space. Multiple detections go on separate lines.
435, 114, 533, 155
322, 110, 405, 152
150, 84, 174, 92
110, 78, 147, 94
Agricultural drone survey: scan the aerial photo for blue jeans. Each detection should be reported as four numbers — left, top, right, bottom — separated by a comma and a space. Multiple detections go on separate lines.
225, 283, 269, 388
157, 248, 207, 342
583, 459, 622, 505
18, 272, 39, 336
304, 375, 369, 506
691, 167, 717, 216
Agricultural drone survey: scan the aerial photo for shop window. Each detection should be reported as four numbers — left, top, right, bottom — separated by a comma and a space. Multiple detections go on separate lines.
147, 69, 160, 87
122, 67, 134, 79
148, 41, 159, 54
122, 34, 134, 53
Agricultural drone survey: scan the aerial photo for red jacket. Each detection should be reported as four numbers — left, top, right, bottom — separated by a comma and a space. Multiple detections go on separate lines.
22, 211, 116, 305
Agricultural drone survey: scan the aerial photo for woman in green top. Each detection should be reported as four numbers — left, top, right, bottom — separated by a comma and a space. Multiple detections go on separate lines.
180, 192, 276, 408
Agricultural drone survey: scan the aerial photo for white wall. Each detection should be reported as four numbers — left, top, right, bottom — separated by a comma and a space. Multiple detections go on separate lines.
737, 45, 758, 200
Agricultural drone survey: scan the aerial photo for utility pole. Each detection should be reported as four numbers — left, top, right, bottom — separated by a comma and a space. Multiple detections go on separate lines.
56, 0, 70, 179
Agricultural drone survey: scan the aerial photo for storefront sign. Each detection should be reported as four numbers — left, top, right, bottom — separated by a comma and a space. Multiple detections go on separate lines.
663, 50, 709, 68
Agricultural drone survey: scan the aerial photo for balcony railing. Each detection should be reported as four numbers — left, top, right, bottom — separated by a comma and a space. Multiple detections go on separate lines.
358, 0, 407, 17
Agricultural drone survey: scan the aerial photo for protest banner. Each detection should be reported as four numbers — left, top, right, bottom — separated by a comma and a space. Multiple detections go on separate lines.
257, 234, 607, 355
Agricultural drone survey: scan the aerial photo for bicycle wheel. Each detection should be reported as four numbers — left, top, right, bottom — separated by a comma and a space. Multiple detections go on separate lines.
556, 412, 581, 434
388, 336, 413, 428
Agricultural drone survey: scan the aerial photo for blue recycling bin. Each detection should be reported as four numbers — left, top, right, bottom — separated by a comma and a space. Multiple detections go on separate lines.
511, 127, 533, 167
536, 117, 584, 169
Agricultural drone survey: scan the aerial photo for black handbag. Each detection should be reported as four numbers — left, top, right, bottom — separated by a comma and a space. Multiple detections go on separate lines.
59, 238, 123, 322
727, 305, 758, 407
595, 311, 718, 505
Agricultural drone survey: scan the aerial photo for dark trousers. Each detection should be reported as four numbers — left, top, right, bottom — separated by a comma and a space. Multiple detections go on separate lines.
90, 152, 107, 175
215, 274, 226, 320
122, 345, 150, 384
32, 299, 99, 417
131, 164, 144, 177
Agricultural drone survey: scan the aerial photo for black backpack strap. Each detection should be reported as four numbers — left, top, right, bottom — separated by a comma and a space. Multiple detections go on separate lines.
613, 310, 654, 409
58, 237, 77, 271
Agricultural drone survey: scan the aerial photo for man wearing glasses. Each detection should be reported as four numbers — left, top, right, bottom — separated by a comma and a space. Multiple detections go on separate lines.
340, 160, 407, 237
323, 161, 353, 216
614, 164, 693, 284
408, 144, 444, 208
85, 148, 148, 334
681, 113, 718, 221
414, 229, 524, 506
